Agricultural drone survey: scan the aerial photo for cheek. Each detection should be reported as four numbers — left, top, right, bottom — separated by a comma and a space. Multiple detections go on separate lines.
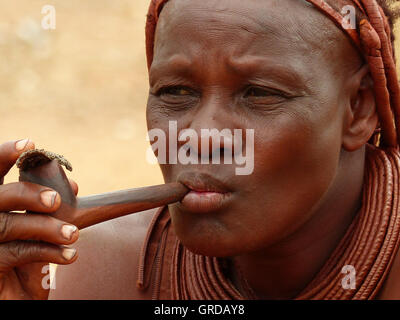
250, 105, 343, 239
146, 101, 188, 182
146, 98, 167, 131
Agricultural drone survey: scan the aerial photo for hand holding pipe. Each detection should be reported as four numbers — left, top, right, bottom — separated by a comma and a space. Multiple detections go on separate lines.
16, 149, 189, 230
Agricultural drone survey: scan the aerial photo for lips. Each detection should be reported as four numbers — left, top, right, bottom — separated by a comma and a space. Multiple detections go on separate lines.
177, 171, 233, 213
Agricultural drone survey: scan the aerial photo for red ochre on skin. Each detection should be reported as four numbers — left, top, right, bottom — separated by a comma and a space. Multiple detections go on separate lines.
141, 0, 400, 300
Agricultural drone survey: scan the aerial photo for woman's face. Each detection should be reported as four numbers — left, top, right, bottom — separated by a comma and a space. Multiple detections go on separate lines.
146, 0, 361, 257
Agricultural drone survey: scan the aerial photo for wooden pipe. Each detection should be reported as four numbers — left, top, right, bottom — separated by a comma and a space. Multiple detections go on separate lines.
17, 149, 189, 230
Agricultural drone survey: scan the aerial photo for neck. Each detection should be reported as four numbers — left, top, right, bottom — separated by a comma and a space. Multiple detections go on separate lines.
229, 146, 366, 299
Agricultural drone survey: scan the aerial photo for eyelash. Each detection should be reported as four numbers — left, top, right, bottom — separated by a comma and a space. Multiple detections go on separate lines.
154, 85, 291, 101
243, 86, 289, 99
155, 86, 196, 97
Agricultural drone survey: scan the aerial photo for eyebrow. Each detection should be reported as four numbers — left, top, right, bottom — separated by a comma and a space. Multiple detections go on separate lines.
149, 55, 310, 95
149, 55, 194, 86
225, 56, 310, 94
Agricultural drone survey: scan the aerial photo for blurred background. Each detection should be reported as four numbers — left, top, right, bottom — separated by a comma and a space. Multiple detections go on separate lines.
0, 0, 399, 197
0, 0, 163, 195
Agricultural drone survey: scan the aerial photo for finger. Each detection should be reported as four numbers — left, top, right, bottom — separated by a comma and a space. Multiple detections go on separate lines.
0, 182, 61, 213
0, 241, 78, 270
0, 212, 79, 245
68, 178, 78, 196
0, 139, 35, 180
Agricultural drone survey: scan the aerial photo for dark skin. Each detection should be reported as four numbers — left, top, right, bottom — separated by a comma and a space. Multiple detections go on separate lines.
147, 0, 376, 298
0, 140, 79, 299
1, 0, 400, 299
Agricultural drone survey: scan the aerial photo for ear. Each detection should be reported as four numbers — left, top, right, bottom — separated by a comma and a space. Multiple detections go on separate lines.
342, 65, 378, 152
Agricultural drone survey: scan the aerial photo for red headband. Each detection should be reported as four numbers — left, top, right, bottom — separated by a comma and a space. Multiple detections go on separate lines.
145, 0, 400, 148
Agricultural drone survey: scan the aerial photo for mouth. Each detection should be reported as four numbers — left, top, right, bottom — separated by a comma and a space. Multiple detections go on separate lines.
177, 171, 233, 213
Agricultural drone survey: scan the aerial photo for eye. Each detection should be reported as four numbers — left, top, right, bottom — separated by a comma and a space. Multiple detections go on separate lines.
241, 86, 290, 110
244, 86, 285, 98
244, 87, 270, 97
158, 86, 193, 97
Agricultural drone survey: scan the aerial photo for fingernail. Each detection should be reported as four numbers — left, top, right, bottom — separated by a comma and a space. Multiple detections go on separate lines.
15, 139, 30, 151
61, 225, 77, 240
40, 190, 57, 208
62, 248, 76, 261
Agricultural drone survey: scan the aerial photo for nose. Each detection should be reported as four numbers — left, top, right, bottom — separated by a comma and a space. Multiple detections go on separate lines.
178, 94, 236, 164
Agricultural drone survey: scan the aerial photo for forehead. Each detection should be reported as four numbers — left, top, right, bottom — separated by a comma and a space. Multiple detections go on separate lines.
155, 0, 344, 54
157, 0, 317, 36
151, 0, 358, 79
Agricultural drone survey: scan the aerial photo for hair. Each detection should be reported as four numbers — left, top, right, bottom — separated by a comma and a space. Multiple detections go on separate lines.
323, 0, 399, 50
376, 1, 400, 49
377, 0, 400, 25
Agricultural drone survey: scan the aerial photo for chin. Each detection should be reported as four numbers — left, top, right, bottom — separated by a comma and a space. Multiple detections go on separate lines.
172, 225, 255, 258
169, 209, 269, 258
181, 240, 240, 258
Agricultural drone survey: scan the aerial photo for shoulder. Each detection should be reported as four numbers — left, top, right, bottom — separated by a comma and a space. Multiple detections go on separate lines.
49, 207, 159, 300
